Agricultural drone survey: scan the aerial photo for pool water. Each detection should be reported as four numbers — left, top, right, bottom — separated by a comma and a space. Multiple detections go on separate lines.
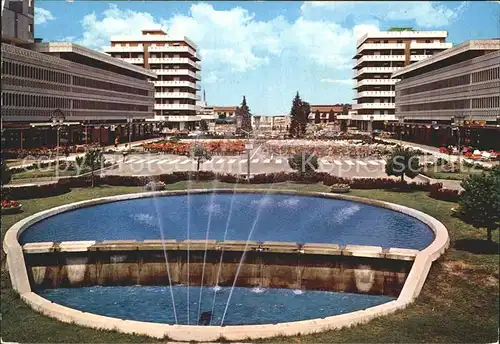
21, 193, 433, 249
38, 285, 395, 325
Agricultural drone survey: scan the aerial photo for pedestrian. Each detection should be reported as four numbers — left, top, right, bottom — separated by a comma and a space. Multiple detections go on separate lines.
114, 137, 119, 149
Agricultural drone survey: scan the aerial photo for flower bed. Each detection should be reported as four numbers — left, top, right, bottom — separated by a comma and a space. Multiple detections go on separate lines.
143, 140, 246, 155
1, 199, 23, 214
329, 184, 351, 193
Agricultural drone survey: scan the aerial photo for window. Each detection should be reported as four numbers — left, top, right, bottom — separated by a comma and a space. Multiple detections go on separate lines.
28, 24, 33, 33
425, 40, 431, 43
397, 40, 403, 43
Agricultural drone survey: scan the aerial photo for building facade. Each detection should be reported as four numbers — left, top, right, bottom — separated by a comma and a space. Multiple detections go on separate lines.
104, 29, 201, 130
391, 39, 500, 150
346, 29, 452, 131
309, 105, 348, 124
1, 0, 34, 45
1, 42, 156, 149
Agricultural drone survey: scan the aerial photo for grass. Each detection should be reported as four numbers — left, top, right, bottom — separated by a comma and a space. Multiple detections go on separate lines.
1, 183, 498, 343
421, 168, 484, 181
10, 167, 89, 180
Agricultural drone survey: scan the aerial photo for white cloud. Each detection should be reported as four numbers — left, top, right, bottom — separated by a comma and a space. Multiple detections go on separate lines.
74, 1, 461, 75
320, 79, 355, 85
300, 1, 467, 28
79, 4, 162, 49
34, 7, 55, 25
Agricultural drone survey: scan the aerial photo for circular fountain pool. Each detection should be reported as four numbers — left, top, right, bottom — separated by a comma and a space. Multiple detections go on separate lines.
20, 192, 434, 249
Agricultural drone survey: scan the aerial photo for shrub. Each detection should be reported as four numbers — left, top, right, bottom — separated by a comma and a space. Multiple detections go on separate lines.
385, 146, 420, 182
458, 169, 500, 242
428, 183, 460, 202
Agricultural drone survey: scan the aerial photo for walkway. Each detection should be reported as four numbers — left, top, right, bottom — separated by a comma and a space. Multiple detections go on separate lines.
384, 138, 495, 168
7, 137, 161, 170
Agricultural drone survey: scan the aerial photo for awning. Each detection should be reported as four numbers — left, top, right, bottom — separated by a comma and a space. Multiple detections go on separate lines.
30, 122, 80, 127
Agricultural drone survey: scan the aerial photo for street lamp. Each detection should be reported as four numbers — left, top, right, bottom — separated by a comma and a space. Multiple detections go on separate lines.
240, 128, 253, 182
398, 116, 405, 145
451, 115, 465, 171
127, 116, 133, 150
51, 109, 65, 178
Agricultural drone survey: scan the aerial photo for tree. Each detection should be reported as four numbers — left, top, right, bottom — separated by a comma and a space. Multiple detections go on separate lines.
83, 148, 105, 188
288, 152, 318, 178
314, 110, 321, 124
385, 145, 420, 182
192, 145, 212, 181
1, 160, 12, 186
458, 168, 500, 242
235, 96, 252, 135
288, 92, 310, 138
328, 109, 335, 123
199, 119, 209, 132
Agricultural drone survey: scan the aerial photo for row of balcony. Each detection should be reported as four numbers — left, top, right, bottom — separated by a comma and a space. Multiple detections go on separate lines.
353, 67, 403, 78
351, 103, 395, 110
153, 80, 200, 89
354, 78, 399, 88
354, 54, 432, 67
355, 42, 452, 57
354, 91, 396, 98
104, 45, 200, 60
155, 92, 200, 100
154, 69, 201, 80
148, 58, 201, 70
154, 104, 197, 111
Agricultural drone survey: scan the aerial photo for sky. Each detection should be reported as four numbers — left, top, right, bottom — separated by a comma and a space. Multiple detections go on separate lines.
34, 1, 500, 115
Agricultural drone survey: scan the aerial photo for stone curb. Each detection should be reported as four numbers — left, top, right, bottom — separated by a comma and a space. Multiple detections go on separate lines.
3, 189, 449, 341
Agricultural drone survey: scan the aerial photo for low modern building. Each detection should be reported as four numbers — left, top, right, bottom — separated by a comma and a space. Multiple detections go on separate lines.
252, 114, 290, 133
1, 41, 156, 149
104, 29, 201, 130
214, 106, 238, 119
309, 105, 348, 124
391, 39, 500, 150
1, 0, 157, 149
345, 28, 452, 131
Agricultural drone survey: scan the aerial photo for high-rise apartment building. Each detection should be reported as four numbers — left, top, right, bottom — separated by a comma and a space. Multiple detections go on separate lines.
1, 0, 34, 46
104, 29, 201, 130
346, 28, 452, 131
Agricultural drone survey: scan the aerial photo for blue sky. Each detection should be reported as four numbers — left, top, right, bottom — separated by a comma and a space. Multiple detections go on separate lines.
34, 1, 499, 115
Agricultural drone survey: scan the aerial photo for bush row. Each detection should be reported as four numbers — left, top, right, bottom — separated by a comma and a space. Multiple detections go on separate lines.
5, 172, 434, 200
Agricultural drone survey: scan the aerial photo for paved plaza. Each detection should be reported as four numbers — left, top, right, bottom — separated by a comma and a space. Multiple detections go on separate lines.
103, 152, 389, 178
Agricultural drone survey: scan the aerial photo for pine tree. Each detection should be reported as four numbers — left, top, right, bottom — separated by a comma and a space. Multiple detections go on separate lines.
289, 92, 309, 138
236, 96, 252, 135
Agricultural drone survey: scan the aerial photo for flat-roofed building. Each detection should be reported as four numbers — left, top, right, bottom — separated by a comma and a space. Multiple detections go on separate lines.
1, 41, 156, 148
1, 0, 34, 45
104, 29, 201, 130
391, 39, 500, 150
309, 105, 349, 123
348, 28, 452, 131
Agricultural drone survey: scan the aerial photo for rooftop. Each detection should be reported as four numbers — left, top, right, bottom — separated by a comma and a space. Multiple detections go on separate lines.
32, 42, 157, 79
356, 30, 448, 48
392, 39, 500, 78
109, 30, 197, 49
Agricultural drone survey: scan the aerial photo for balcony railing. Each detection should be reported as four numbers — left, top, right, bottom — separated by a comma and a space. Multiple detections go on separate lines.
154, 69, 200, 79
410, 42, 452, 49
352, 103, 395, 110
121, 58, 144, 64
153, 80, 199, 89
355, 67, 403, 77
155, 92, 199, 100
154, 104, 197, 111
103, 46, 144, 53
148, 45, 197, 56
355, 91, 395, 98
355, 55, 405, 66
148, 58, 200, 70
355, 79, 399, 88
356, 43, 405, 56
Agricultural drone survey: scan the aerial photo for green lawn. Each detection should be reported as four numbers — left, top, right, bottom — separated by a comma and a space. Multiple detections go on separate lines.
421, 168, 485, 181
1, 183, 498, 343
10, 167, 89, 181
